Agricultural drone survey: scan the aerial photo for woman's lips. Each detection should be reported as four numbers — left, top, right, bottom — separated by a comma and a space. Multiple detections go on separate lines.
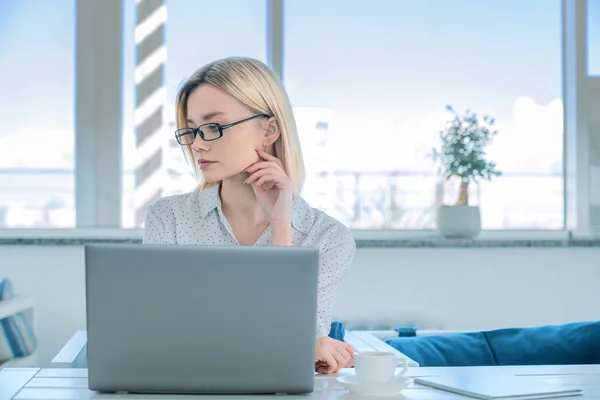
198, 160, 216, 169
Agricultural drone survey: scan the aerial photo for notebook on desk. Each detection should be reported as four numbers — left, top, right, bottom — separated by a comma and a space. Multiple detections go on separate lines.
415, 374, 583, 400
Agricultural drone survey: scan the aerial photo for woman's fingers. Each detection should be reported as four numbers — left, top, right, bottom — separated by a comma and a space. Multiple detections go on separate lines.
342, 342, 355, 364
315, 337, 356, 374
315, 361, 328, 373
320, 347, 338, 374
336, 346, 352, 364
320, 342, 352, 374
256, 150, 284, 168
342, 342, 355, 354
316, 365, 329, 374
331, 348, 352, 373
244, 167, 282, 185
261, 181, 277, 190
338, 342, 355, 367
254, 174, 284, 189
245, 161, 283, 174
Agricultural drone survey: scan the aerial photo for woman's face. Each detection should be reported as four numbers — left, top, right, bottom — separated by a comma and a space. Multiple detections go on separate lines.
186, 84, 274, 183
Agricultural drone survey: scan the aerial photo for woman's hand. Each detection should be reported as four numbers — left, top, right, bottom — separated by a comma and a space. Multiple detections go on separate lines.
244, 150, 293, 226
315, 336, 355, 374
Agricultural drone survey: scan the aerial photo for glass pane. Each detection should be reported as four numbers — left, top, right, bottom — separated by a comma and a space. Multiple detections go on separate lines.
0, 0, 75, 228
590, 89, 600, 228
589, 0, 600, 75
285, 0, 563, 230
122, 0, 267, 228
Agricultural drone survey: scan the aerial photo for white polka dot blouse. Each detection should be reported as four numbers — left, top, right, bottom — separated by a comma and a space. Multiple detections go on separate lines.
143, 184, 356, 338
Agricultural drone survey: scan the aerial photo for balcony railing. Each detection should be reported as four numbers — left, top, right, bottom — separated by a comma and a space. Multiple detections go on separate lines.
0, 169, 563, 229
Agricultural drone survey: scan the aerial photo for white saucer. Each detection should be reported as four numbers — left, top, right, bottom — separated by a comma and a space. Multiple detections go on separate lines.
337, 375, 413, 397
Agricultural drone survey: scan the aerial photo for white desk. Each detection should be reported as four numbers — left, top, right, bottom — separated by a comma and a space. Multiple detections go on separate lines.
2, 365, 600, 400
50, 331, 419, 368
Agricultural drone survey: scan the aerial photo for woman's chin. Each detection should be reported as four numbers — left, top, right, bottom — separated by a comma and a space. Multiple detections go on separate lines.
203, 170, 249, 184
200, 171, 219, 183
201, 170, 236, 184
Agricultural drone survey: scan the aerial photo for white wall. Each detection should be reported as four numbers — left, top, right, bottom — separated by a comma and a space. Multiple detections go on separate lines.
2, 246, 85, 367
335, 247, 600, 330
2, 245, 600, 366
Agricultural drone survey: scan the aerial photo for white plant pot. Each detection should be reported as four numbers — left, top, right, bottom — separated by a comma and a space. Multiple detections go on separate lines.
436, 205, 482, 239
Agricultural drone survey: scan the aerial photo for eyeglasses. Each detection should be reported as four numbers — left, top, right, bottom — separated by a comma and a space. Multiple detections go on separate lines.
174, 114, 270, 145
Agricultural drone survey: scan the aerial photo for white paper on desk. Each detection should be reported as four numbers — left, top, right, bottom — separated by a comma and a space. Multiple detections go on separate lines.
415, 374, 583, 400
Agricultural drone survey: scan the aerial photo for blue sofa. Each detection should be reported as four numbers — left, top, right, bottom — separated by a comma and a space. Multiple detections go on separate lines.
383, 321, 600, 367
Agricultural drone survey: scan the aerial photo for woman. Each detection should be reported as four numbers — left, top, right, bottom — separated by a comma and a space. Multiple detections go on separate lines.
143, 57, 356, 374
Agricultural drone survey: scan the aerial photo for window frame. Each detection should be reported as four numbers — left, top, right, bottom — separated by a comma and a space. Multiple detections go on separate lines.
3, 0, 595, 237
75, 0, 123, 228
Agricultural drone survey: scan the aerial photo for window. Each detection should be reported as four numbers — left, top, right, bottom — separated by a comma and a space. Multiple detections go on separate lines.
590, 0, 600, 227
589, 0, 600, 76
121, 0, 267, 228
0, 0, 75, 228
2, 0, 577, 232
284, 0, 563, 229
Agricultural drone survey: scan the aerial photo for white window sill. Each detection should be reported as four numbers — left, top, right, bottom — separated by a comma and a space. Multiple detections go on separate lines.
0, 228, 599, 247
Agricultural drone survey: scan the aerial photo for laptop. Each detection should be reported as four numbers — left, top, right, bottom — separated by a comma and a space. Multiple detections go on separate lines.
84, 243, 319, 394
414, 374, 582, 400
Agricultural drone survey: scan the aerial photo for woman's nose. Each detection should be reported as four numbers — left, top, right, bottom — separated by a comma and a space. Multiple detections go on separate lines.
191, 131, 209, 152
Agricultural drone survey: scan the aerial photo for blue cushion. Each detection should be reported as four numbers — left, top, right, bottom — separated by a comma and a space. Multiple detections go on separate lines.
0, 278, 37, 362
484, 321, 600, 365
385, 321, 600, 367
395, 326, 417, 337
385, 332, 497, 367
328, 320, 345, 341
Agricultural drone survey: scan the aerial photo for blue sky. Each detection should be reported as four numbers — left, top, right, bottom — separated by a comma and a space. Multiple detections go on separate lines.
0, 0, 597, 154
0, 0, 75, 134
283, 0, 565, 121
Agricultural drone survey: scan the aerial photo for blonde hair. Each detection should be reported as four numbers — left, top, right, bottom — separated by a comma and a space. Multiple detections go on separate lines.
175, 57, 305, 193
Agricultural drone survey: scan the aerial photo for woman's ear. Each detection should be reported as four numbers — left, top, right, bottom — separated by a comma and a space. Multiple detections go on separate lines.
262, 117, 281, 147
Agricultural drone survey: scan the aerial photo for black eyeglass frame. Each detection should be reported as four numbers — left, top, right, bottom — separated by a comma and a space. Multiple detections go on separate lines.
174, 114, 270, 144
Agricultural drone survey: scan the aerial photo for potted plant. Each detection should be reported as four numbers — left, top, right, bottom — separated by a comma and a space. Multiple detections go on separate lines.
430, 105, 501, 238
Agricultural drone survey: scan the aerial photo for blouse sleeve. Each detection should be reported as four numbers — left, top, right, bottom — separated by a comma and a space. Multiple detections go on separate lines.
315, 223, 356, 338
142, 201, 177, 244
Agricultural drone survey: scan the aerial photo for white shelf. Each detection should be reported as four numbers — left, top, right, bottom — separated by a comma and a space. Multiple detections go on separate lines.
0, 296, 34, 320
51, 330, 87, 368
0, 352, 37, 369
0, 295, 37, 370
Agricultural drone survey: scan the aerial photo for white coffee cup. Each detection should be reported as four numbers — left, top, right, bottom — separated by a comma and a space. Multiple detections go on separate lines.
353, 351, 409, 385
